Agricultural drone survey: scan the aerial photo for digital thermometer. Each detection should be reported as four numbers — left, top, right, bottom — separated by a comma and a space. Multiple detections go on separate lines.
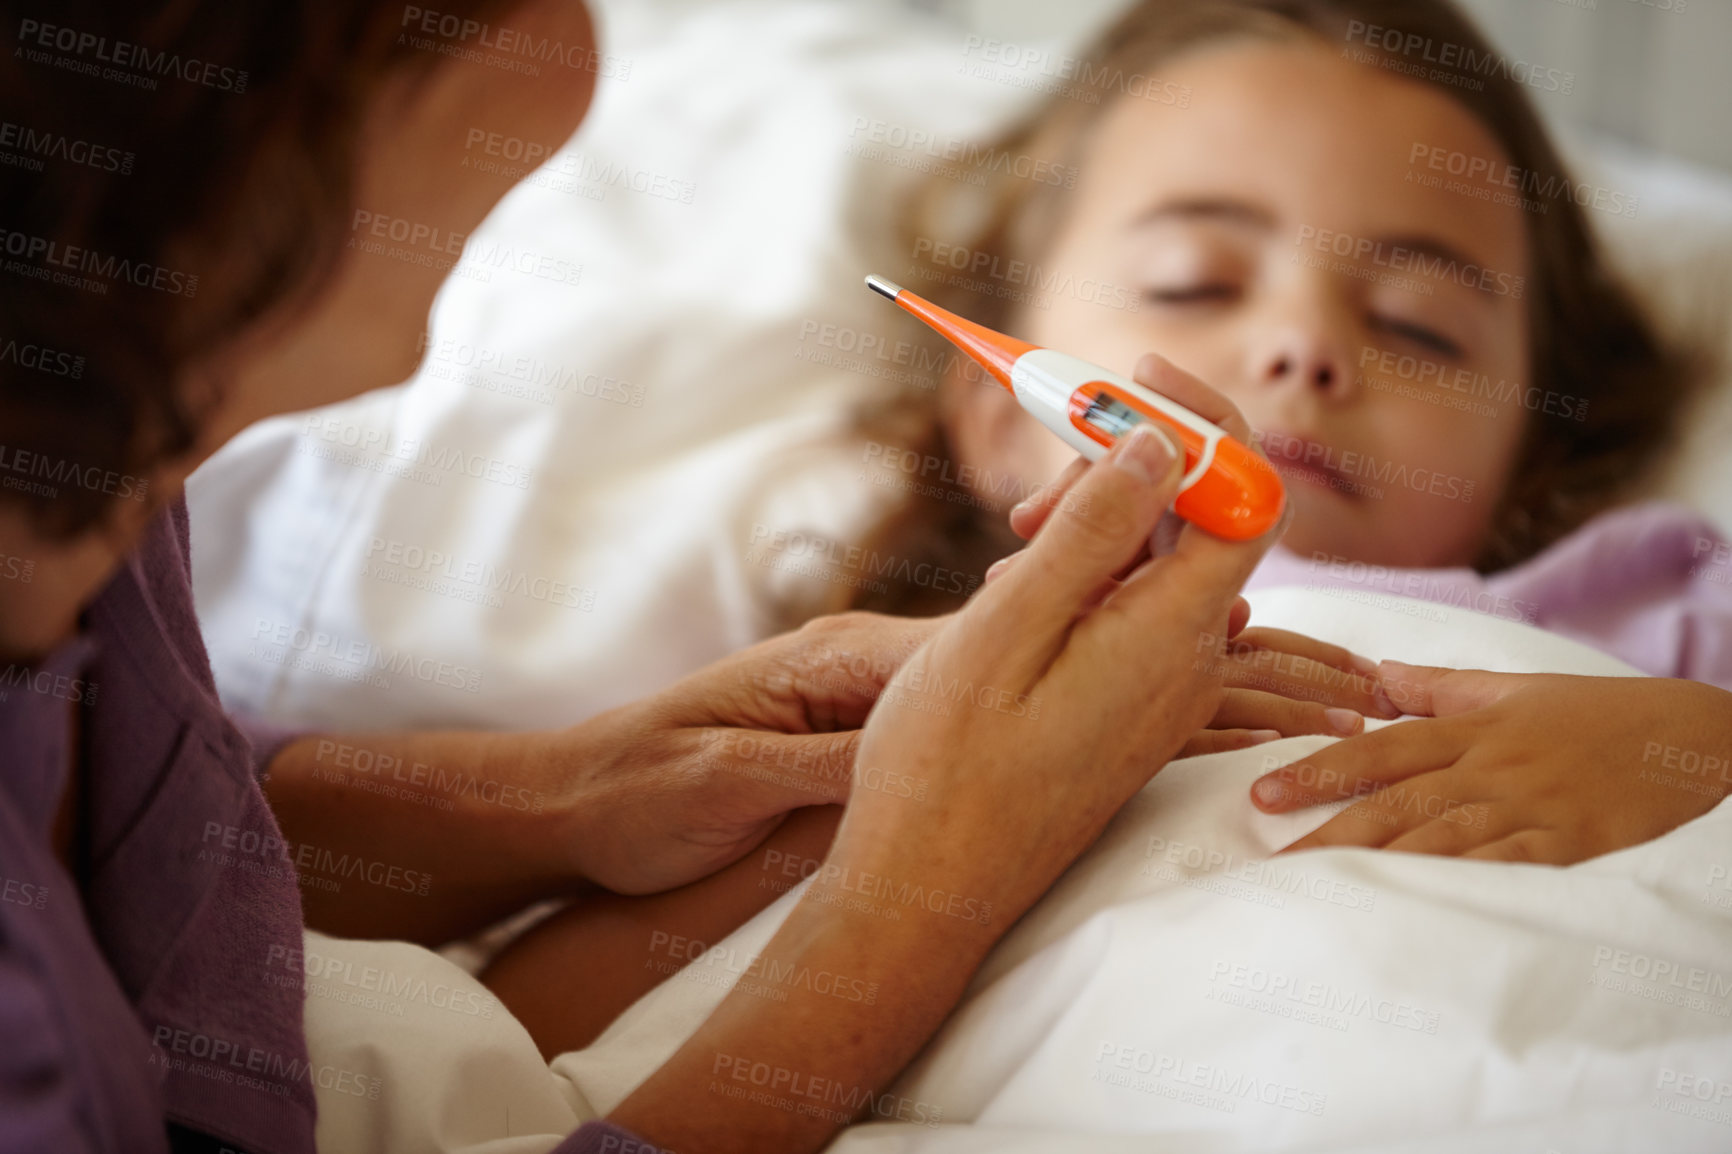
865, 275, 1285, 541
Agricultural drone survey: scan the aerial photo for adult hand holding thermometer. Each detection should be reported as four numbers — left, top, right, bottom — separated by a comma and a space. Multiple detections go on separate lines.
865, 275, 1285, 540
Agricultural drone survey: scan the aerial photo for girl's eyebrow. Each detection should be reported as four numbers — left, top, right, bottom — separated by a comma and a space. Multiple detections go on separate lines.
1128, 196, 1276, 230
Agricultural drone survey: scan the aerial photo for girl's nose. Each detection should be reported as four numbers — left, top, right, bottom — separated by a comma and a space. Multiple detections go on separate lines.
1247, 298, 1354, 401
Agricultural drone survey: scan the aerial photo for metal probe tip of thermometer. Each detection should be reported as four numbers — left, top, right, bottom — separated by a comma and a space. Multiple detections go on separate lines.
864, 275, 1284, 540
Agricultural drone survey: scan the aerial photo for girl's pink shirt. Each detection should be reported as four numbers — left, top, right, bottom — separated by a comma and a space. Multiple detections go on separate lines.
1247, 502, 1732, 689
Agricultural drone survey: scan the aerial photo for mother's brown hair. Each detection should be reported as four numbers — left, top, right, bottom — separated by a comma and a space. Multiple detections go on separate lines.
843, 0, 1695, 617
0, 0, 524, 539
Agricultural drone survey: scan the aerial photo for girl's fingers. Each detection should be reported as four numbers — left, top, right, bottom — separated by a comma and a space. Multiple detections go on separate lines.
1459, 828, 1574, 865
1276, 791, 1421, 854
1278, 764, 1483, 854
1217, 632, 1396, 719
1250, 718, 1468, 813
1209, 688, 1363, 738
1176, 727, 1284, 759
1378, 662, 1537, 717
1380, 807, 1503, 858
1235, 628, 1378, 680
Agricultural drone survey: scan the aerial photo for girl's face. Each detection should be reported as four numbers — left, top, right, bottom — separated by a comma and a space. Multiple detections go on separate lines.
943, 38, 1533, 568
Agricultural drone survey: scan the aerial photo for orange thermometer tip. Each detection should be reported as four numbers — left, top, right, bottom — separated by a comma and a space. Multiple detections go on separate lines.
863, 274, 1034, 392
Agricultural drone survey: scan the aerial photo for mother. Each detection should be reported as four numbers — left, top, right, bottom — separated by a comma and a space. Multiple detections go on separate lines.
0, 1, 1284, 1151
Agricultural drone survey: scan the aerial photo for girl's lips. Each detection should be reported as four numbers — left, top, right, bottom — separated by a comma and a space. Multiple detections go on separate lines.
1255, 430, 1361, 499
1275, 456, 1351, 495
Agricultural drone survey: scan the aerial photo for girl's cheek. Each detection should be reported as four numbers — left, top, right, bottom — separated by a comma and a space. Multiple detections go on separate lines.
1358, 410, 1506, 566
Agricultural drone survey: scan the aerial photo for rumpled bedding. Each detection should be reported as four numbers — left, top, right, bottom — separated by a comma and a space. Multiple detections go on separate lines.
302, 588, 1732, 1154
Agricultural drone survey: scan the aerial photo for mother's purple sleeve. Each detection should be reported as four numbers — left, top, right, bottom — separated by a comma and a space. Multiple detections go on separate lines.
228, 711, 310, 781
0, 950, 149, 1154
551, 1120, 667, 1153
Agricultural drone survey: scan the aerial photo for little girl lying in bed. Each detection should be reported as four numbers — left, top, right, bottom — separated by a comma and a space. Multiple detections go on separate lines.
482, 0, 1732, 1057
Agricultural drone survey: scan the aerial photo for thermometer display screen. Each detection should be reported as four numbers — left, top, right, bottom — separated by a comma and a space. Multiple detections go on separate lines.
1078, 390, 1150, 441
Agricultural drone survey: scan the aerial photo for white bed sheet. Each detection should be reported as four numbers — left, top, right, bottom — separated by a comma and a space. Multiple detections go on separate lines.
303, 589, 1732, 1153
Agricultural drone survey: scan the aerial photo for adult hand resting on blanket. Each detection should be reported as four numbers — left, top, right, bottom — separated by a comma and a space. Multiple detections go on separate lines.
1250, 665, 1732, 864
609, 362, 1287, 1152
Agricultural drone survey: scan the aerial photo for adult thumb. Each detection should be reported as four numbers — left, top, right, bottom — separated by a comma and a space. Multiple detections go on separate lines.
968, 424, 1184, 674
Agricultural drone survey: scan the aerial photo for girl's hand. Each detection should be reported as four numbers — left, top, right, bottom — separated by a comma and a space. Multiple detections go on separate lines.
1250, 665, 1732, 864
835, 359, 1286, 934
1175, 626, 1397, 756
995, 353, 1392, 754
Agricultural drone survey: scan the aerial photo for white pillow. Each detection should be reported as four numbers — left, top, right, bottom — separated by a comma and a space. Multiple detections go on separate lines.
189, 0, 1029, 730
1564, 133, 1732, 535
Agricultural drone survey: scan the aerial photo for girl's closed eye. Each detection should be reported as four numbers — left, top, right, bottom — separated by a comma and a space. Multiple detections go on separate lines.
1143, 281, 1242, 305
1129, 226, 1254, 309
1368, 311, 1465, 359
1363, 281, 1482, 363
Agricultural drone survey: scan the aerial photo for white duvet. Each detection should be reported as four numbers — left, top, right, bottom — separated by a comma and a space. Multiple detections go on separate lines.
303, 588, 1732, 1154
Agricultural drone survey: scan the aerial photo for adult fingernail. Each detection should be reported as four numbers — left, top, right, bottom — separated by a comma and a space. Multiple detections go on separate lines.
1376, 659, 1415, 712
1252, 774, 1288, 808
984, 556, 1013, 583
1324, 707, 1362, 735
1348, 653, 1379, 677
1111, 424, 1177, 485
1248, 729, 1283, 745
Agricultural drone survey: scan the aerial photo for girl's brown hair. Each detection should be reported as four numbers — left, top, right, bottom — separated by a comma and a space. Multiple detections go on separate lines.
841, 0, 1695, 617
0, 0, 526, 539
